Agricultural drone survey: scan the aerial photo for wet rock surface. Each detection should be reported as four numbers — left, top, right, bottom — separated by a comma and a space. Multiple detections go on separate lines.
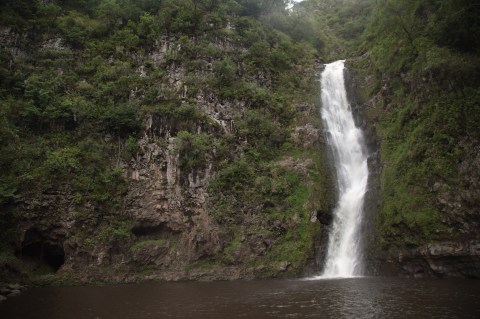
0, 284, 27, 302
382, 240, 480, 278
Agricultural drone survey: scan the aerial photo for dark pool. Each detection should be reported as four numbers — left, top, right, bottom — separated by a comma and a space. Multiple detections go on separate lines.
1, 277, 480, 318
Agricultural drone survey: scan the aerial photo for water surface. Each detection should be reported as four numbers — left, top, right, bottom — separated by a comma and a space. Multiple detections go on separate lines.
1, 277, 479, 318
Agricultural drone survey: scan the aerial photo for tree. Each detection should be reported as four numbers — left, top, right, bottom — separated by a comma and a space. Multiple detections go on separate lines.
175, 131, 212, 170
103, 104, 141, 138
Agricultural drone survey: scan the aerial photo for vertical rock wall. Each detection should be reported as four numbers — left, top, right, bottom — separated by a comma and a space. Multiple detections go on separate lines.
346, 55, 480, 278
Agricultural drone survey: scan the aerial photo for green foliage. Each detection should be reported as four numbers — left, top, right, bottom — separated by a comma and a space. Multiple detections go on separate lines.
136, 13, 158, 44
175, 131, 212, 171
142, 102, 217, 134
209, 159, 254, 196
57, 11, 104, 47
0, 0, 332, 279
265, 223, 318, 270
111, 27, 140, 52
210, 147, 329, 270
137, 265, 156, 275
209, 147, 331, 224
80, 166, 128, 208
280, 0, 375, 59
124, 135, 139, 158
96, 0, 141, 26
262, 8, 326, 52
236, 110, 285, 159
352, 0, 480, 249
429, 0, 480, 53
213, 57, 236, 87
103, 104, 141, 137
223, 236, 241, 263
24, 71, 65, 108
98, 220, 131, 243
0, 0, 36, 31
44, 147, 81, 177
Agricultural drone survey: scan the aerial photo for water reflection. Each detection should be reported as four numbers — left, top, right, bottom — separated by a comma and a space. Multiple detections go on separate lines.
328, 279, 382, 319
1, 277, 480, 319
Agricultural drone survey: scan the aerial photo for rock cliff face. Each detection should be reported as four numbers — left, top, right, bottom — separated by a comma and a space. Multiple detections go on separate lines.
384, 142, 480, 278
342, 62, 381, 276
389, 240, 480, 278
347, 55, 480, 278
16, 128, 327, 283
2, 25, 332, 284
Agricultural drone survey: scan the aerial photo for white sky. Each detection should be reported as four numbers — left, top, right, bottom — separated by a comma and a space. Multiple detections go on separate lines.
286, 0, 304, 10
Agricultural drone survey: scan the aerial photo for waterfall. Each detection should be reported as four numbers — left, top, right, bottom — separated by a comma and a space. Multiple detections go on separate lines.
315, 60, 369, 278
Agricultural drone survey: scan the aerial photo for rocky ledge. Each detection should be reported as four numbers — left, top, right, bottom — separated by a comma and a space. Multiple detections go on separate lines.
383, 240, 480, 278
0, 283, 28, 302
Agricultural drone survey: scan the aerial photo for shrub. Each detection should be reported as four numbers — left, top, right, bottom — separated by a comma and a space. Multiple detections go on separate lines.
175, 131, 212, 171
103, 104, 141, 137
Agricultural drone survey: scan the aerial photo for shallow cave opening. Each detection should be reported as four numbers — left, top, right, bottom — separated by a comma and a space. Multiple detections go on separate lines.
43, 243, 65, 271
132, 223, 168, 237
21, 228, 65, 272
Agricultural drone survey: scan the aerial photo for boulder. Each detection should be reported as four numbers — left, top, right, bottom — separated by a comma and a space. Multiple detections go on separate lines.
8, 289, 21, 297
316, 209, 333, 225
276, 261, 291, 272
0, 288, 10, 295
7, 283, 23, 291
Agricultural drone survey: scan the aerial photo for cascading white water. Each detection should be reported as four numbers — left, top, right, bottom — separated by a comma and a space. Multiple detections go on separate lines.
315, 60, 369, 278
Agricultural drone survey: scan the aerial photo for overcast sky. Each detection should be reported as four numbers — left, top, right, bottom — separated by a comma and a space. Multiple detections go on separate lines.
287, 0, 304, 10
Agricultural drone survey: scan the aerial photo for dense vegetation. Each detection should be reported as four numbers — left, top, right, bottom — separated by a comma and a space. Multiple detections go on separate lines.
349, 0, 480, 249
0, 0, 336, 281
1, 0, 479, 281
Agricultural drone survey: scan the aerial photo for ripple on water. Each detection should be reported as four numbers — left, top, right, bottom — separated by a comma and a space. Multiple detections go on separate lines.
1, 278, 480, 319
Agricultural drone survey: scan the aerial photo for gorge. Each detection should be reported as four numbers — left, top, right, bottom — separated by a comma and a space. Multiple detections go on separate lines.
1, 0, 480, 317
0, 0, 480, 294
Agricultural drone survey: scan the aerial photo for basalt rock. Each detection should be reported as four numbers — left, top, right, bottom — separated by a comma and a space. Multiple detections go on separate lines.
291, 123, 324, 149
0, 283, 27, 301
4, 26, 327, 284
384, 241, 480, 278
315, 209, 333, 226
346, 54, 480, 278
